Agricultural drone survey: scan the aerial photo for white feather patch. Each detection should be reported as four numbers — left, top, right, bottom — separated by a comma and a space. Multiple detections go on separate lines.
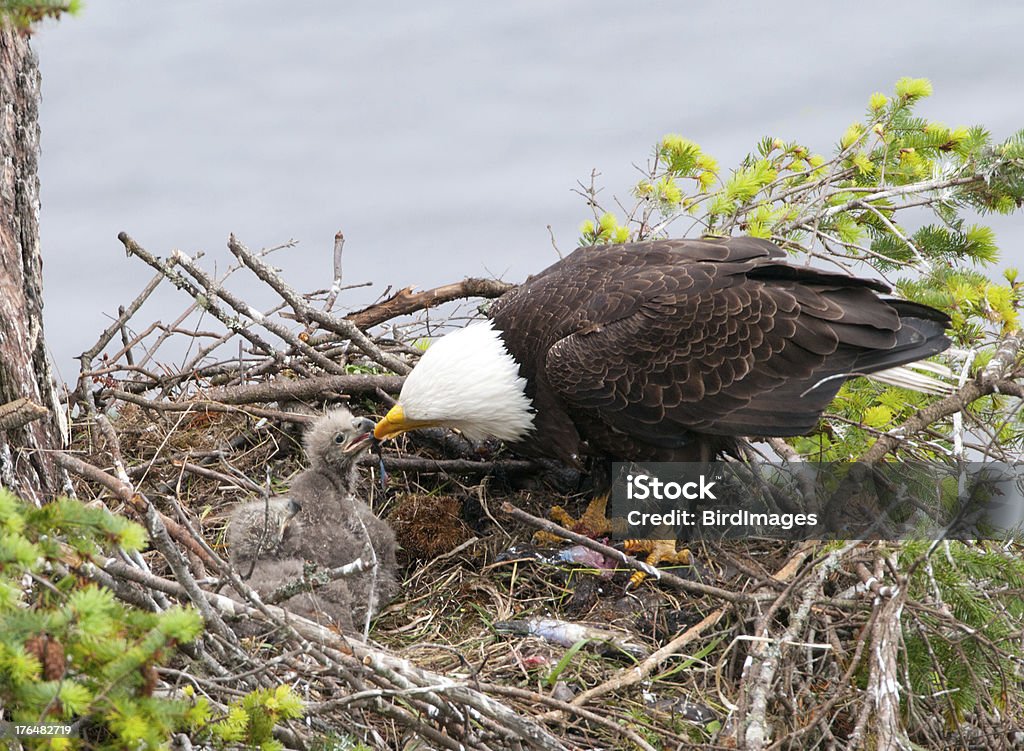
867, 362, 955, 395
398, 320, 535, 441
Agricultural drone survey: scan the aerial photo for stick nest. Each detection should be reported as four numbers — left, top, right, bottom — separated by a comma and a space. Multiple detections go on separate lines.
50, 233, 1024, 751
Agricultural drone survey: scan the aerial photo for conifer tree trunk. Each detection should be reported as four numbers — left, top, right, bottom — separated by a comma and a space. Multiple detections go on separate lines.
0, 24, 64, 504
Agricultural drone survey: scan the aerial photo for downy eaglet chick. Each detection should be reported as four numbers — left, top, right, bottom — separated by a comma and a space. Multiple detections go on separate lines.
226, 494, 306, 603
279, 407, 400, 631
228, 491, 355, 632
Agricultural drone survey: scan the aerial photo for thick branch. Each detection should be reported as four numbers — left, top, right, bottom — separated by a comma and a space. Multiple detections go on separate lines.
818, 174, 985, 220
104, 389, 323, 422
736, 541, 856, 750
347, 278, 515, 330
0, 26, 65, 500
0, 397, 48, 431
206, 374, 404, 404
853, 332, 1022, 465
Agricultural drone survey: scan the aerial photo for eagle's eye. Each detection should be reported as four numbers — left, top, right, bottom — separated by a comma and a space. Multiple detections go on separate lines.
334, 433, 345, 444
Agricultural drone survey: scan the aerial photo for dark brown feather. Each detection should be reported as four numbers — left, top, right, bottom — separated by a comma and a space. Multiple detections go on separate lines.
488, 237, 950, 463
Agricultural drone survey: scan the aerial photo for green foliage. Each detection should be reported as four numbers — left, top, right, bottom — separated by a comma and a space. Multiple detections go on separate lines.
615, 76, 1023, 255
900, 540, 1024, 724
893, 76, 934, 101
579, 211, 630, 246
0, 489, 307, 750
0, 488, 209, 748
543, 639, 590, 687
0, 0, 80, 28
203, 685, 304, 751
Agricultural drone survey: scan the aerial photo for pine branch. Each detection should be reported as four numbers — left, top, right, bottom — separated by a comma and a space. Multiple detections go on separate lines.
858, 338, 1023, 464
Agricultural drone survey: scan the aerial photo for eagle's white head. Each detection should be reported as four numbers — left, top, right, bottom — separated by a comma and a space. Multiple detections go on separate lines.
374, 320, 535, 443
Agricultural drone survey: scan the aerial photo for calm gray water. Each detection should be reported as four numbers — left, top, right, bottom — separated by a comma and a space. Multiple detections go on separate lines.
33, 2, 1024, 380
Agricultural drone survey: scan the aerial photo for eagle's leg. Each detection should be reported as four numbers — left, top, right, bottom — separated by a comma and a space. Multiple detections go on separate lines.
622, 538, 692, 590
531, 460, 629, 544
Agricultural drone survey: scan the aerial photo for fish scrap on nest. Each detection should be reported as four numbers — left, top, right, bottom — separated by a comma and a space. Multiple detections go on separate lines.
495, 543, 619, 577
493, 617, 650, 659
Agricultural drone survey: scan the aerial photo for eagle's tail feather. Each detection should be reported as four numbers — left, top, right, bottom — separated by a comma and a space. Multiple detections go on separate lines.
851, 301, 951, 379
867, 362, 954, 395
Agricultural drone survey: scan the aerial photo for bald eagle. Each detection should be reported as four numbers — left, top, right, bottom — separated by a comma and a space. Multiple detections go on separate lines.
374, 237, 951, 466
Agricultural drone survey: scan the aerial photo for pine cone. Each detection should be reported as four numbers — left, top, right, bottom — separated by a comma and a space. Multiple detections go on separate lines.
25, 633, 65, 680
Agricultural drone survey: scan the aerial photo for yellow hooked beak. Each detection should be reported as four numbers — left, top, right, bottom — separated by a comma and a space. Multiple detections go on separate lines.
373, 405, 440, 440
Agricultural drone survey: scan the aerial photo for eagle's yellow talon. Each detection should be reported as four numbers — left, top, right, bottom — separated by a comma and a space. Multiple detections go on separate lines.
531, 493, 618, 545
548, 505, 576, 528
624, 538, 692, 589
573, 493, 615, 538
577, 494, 611, 535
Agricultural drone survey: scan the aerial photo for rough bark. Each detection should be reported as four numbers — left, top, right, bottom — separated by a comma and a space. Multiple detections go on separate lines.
0, 24, 64, 503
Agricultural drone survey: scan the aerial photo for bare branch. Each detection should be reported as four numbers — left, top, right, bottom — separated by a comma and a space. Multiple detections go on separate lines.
118, 232, 287, 368
206, 374, 404, 404
226, 234, 411, 374
346, 278, 515, 330
169, 248, 349, 376
79, 270, 165, 366
859, 340, 1023, 465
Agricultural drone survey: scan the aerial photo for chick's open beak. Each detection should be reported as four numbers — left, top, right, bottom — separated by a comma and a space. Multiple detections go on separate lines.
342, 417, 377, 455
374, 404, 438, 441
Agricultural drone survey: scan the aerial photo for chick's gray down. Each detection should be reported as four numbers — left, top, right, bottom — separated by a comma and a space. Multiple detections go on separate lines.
281, 407, 400, 630
227, 407, 398, 634
226, 495, 318, 623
